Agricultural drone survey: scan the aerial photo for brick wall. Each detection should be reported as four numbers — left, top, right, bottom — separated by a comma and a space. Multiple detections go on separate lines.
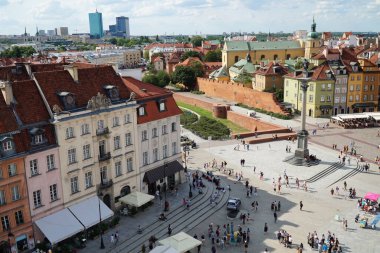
227, 111, 283, 132
173, 93, 214, 111
197, 78, 285, 114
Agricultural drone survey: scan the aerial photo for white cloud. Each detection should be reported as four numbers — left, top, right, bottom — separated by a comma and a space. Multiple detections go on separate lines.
0, 0, 379, 35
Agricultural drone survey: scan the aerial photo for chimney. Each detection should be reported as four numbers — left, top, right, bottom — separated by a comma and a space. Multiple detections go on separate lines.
24, 63, 32, 78
0, 81, 14, 105
64, 64, 79, 82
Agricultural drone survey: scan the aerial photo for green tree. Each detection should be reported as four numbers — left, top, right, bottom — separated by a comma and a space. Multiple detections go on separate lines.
204, 49, 222, 62
142, 73, 159, 86
171, 65, 196, 90
180, 51, 201, 61
109, 38, 117, 45
191, 35, 204, 47
156, 70, 170, 88
235, 70, 252, 85
0, 46, 36, 58
143, 51, 150, 61
190, 61, 205, 77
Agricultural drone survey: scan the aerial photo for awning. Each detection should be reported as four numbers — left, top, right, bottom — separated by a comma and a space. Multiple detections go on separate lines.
352, 102, 375, 108
68, 196, 114, 228
34, 196, 114, 245
143, 160, 184, 184
364, 192, 380, 202
159, 232, 202, 253
35, 208, 84, 245
319, 105, 333, 109
119, 191, 155, 207
150, 246, 180, 253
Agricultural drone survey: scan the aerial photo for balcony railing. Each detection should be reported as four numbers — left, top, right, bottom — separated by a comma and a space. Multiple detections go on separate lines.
96, 127, 110, 136
99, 179, 113, 190
98, 152, 111, 162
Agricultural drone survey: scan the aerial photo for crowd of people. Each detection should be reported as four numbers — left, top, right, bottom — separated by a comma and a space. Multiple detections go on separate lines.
306, 231, 342, 253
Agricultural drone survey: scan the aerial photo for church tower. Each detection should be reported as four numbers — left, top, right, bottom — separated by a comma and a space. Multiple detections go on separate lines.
305, 17, 321, 59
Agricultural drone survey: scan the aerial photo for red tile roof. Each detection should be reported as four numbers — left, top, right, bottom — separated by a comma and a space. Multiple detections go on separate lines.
33, 65, 132, 111
0, 65, 30, 81
0, 96, 19, 133
122, 77, 182, 124
311, 64, 332, 81
177, 57, 204, 67
255, 62, 288, 76
31, 63, 65, 72
12, 80, 50, 124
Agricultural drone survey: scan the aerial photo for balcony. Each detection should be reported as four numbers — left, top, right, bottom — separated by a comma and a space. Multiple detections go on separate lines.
98, 152, 111, 162
96, 127, 110, 136
99, 179, 113, 190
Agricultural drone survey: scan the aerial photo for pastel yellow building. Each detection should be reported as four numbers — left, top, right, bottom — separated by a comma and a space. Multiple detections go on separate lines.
222, 40, 305, 68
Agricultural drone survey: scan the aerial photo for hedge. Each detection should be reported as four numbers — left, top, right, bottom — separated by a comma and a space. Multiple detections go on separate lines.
185, 116, 230, 140
180, 111, 198, 125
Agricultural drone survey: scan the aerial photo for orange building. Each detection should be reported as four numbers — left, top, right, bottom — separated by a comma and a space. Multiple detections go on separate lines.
0, 94, 33, 252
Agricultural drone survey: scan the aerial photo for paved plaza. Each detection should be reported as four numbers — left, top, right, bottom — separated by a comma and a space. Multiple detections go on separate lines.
79, 93, 380, 253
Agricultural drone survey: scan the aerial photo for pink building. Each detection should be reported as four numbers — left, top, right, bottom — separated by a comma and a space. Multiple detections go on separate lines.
10, 79, 65, 243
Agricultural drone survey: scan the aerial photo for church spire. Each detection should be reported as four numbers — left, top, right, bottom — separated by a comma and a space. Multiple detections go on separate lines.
311, 17, 316, 33
24, 26, 27, 37
36, 26, 39, 36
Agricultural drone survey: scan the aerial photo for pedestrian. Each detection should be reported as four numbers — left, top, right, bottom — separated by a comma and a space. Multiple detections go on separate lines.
300, 201, 303, 211
274, 212, 277, 223
110, 234, 114, 244
244, 241, 248, 253
264, 222, 268, 233
343, 181, 347, 191
277, 201, 281, 211
211, 245, 216, 253
168, 224, 172, 236
115, 231, 119, 244
330, 188, 334, 196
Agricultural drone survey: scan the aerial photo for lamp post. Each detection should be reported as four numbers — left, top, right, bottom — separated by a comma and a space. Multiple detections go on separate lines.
163, 162, 168, 211
98, 192, 105, 249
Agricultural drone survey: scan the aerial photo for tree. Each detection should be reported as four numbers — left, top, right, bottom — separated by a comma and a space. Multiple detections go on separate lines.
109, 38, 117, 45
190, 61, 205, 77
235, 70, 252, 85
171, 66, 196, 90
143, 51, 150, 61
204, 49, 222, 62
180, 51, 201, 61
156, 71, 170, 88
0, 46, 36, 58
191, 35, 204, 47
142, 73, 159, 86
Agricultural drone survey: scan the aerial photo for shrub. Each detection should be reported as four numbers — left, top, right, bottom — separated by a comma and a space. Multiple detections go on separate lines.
109, 216, 120, 228
186, 116, 230, 140
180, 111, 198, 125
236, 103, 292, 120
190, 90, 205, 95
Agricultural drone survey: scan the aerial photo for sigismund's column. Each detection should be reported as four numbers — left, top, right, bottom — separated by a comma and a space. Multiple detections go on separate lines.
294, 59, 311, 160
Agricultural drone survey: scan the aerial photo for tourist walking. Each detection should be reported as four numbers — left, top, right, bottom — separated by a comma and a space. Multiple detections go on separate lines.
300, 201, 303, 211
274, 212, 277, 223
168, 224, 172, 236
264, 223, 268, 233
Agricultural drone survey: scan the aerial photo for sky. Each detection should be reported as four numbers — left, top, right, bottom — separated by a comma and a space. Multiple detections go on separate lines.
0, 0, 380, 36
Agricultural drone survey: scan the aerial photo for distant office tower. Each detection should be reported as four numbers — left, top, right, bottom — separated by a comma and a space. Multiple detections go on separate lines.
116, 16, 130, 37
89, 10, 104, 38
47, 30, 55, 36
57, 27, 69, 36
109, 25, 116, 33
38, 30, 46, 36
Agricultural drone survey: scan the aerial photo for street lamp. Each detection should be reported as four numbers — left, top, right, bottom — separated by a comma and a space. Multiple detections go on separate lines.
98, 192, 105, 249
163, 162, 168, 211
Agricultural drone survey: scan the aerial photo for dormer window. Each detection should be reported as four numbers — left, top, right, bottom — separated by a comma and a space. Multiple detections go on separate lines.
138, 106, 146, 116
2, 140, 13, 151
58, 91, 76, 110
30, 128, 46, 145
158, 100, 166, 112
103, 85, 119, 101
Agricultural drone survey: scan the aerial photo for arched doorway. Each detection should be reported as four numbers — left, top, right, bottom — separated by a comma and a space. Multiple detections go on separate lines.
120, 186, 131, 197
103, 194, 111, 208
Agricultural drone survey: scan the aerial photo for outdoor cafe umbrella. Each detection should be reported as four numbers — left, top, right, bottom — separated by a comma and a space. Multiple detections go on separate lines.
364, 192, 380, 202
119, 191, 155, 207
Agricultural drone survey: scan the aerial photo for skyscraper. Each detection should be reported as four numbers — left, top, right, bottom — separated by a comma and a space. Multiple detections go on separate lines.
89, 10, 104, 38
116, 16, 130, 37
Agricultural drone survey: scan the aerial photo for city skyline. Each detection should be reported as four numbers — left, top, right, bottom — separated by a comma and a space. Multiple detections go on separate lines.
0, 0, 380, 35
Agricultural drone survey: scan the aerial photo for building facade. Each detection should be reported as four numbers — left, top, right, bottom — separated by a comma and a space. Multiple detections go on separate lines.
122, 77, 184, 195
89, 10, 104, 38
116, 16, 130, 37
253, 62, 288, 91
33, 64, 139, 210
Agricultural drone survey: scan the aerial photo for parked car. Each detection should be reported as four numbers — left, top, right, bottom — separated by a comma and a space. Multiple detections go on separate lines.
227, 198, 241, 210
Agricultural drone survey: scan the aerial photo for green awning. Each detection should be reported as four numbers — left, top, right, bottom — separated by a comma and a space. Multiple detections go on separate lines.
352, 103, 375, 108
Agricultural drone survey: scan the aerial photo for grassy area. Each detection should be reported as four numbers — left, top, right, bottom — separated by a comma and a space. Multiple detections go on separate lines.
177, 101, 249, 134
